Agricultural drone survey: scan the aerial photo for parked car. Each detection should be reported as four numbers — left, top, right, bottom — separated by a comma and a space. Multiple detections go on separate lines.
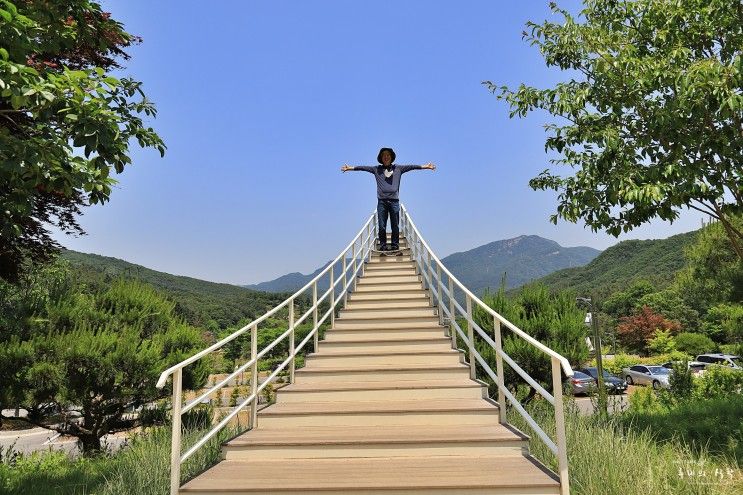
577, 367, 628, 394
695, 354, 743, 370
622, 365, 672, 389
662, 360, 706, 375
565, 370, 596, 396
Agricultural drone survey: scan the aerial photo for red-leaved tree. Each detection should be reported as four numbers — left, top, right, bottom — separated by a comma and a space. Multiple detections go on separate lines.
617, 306, 681, 355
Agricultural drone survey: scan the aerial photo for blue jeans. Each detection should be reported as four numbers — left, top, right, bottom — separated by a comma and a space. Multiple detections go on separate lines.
377, 199, 400, 248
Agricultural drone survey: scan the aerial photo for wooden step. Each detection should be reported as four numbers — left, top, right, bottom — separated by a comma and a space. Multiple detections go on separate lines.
367, 255, 414, 264
339, 307, 437, 319
333, 316, 440, 330
360, 268, 418, 278
294, 363, 470, 384
354, 281, 422, 293
349, 290, 428, 301
304, 349, 463, 367
365, 261, 416, 271
222, 424, 527, 459
180, 455, 560, 494
344, 298, 431, 310
319, 336, 452, 351
256, 398, 500, 427
275, 378, 486, 403
357, 274, 420, 285
323, 326, 446, 341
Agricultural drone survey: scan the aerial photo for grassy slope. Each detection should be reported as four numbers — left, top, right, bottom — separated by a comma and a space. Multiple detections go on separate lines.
533, 230, 698, 299
61, 250, 289, 329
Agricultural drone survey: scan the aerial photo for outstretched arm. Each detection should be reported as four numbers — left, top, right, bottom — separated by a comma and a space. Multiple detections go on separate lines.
399, 162, 437, 173
341, 164, 375, 173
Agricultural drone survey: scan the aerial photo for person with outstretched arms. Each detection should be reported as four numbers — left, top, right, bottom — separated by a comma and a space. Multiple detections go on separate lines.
341, 147, 435, 251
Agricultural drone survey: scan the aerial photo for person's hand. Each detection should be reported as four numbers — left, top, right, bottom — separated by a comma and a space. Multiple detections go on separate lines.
341, 164, 353, 172
423, 162, 436, 170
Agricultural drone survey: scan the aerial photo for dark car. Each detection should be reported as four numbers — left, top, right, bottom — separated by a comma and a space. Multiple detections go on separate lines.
578, 367, 628, 394
565, 370, 597, 396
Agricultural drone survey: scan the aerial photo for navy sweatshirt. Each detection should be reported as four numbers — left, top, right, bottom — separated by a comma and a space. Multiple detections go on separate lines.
353, 164, 423, 200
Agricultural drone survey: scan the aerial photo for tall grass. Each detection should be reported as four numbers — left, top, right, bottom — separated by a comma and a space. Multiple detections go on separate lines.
509, 401, 743, 495
0, 426, 237, 495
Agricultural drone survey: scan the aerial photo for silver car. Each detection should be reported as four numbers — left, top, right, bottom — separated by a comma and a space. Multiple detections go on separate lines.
565, 370, 596, 396
622, 365, 671, 389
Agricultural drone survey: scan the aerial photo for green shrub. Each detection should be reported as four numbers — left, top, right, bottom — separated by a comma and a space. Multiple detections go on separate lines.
627, 386, 664, 414
646, 329, 676, 355
694, 366, 743, 399
675, 332, 716, 356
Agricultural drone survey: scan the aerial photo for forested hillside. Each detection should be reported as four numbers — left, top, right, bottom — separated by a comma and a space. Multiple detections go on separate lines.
61, 250, 288, 330
534, 231, 698, 299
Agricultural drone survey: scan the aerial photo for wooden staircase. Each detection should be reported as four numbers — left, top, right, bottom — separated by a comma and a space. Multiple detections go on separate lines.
180, 236, 561, 494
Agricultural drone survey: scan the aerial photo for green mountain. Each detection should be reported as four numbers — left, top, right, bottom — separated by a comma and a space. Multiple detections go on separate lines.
441, 235, 601, 294
533, 230, 698, 299
61, 250, 288, 330
246, 235, 600, 294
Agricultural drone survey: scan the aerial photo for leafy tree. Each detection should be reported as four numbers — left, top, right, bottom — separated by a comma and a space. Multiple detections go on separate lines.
617, 306, 681, 355
489, 0, 743, 260
675, 216, 743, 313
636, 288, 699, 331
646, 329, 676, 355
602, 280, 656, 318
474, 284, 589, 403
0, 0, 164, 281
0, 269, 207, 452
674, 332, 716, 356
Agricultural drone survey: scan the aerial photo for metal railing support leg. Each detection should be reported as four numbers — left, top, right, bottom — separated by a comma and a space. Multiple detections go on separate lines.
249, 323, 258, 428
437, 263, 443, 324
427, 252, 434, 307
466, 295, 476, 380
330, 265, 335, 327
312, 281, 318, 352
493, 317, 506, 423
342, 252, 348, 307
552, 357, 570, 495
289, 299, 295, 383
449, 276, 456, 349
169, 368, 183, 495
352, 243, 357, 291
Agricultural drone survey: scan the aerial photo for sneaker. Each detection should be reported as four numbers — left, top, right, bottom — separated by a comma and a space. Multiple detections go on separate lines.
390, 245, 399, 251
378, 244, 389, 251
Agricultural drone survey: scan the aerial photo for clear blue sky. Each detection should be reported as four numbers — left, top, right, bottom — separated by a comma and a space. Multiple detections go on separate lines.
56, 1, 705, 285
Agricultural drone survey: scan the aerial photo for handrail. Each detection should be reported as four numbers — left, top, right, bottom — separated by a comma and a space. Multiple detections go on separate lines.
400, 205, 572, 376
157, 210, 377, 495
400, 204, 571, 495
155, 212, 375, 389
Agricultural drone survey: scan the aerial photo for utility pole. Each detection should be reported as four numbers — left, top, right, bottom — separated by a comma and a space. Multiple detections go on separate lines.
577, 296, 607, 416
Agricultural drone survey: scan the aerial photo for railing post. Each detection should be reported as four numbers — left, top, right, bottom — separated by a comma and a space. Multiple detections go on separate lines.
289, 298, 295, 383
466, 295, 476, 380
493, 316, 507, 424
312, 281, 318, 352
427, 252, 434, 307
169, 368, 183, 495
448, 276, 456, 349
330, 265, 335, 327
436, 263, 443, 325
352, 242, 357, 292
342, 251, 348, 307
552, 357, 570, 495
249, 323, 258, 428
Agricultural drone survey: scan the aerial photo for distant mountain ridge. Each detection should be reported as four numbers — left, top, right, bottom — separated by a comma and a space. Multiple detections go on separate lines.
245, 235, 601, 294
60, 250, 288, 329
441, 235, 601, 294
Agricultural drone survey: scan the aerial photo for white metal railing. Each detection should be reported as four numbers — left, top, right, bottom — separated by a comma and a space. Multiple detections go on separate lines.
400, 204, 573, 495
156, 211, 377, 495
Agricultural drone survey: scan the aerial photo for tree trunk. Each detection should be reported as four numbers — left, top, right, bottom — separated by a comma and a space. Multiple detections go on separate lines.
78, 432, 103, 454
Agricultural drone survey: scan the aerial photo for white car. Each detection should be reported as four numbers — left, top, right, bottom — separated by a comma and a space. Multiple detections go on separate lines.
622, 365, 672, 389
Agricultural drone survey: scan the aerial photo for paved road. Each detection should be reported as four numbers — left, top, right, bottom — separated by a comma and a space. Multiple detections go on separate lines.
572, 387, 634, 415
0, 427, 128, 456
